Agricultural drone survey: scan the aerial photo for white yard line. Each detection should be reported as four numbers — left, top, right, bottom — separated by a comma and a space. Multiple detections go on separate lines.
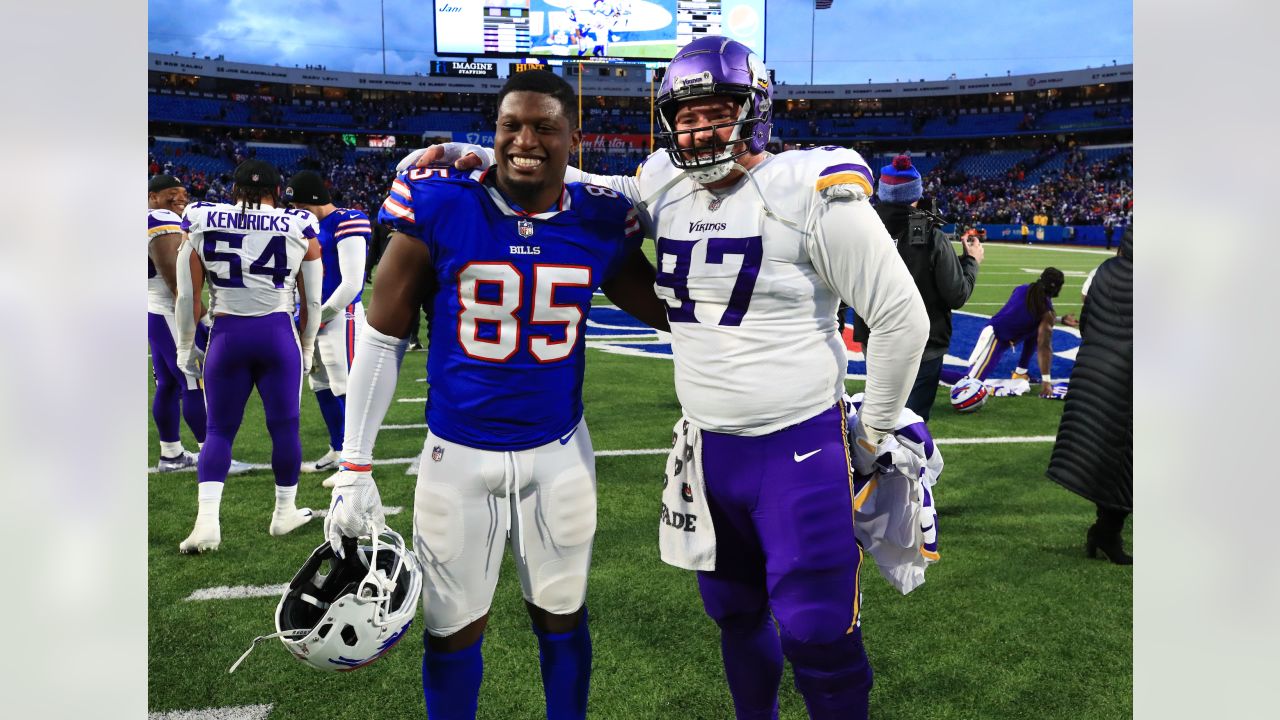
148, 704, 274, 720
949, 242, 1113, 255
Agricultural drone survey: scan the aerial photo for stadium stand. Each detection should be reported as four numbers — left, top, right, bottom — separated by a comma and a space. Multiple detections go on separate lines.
149, 61, 1131, 243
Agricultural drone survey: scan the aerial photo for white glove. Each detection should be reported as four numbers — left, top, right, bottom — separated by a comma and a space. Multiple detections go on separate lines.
177, 345, 205, 380
323, 467, 386, 557
395, 143, 490, 173
850, 419, 899, 479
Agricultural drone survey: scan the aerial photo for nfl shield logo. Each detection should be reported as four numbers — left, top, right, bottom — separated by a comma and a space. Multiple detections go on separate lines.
517, 219, 535, 238
431, 446, 444, 462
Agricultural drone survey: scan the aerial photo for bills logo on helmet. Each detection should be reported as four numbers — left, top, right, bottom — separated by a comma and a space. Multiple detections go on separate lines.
950, 378, 989, 413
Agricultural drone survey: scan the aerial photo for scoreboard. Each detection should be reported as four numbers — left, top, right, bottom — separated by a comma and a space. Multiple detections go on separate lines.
433, 0, 765, 62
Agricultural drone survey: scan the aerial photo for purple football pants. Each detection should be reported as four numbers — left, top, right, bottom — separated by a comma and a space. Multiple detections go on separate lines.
148, 313, 208, 445
697, 402, 872, 720
197, 313, 302, 487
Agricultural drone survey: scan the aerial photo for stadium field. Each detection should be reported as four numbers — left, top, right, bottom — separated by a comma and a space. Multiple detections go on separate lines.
147, 241, 1130, 719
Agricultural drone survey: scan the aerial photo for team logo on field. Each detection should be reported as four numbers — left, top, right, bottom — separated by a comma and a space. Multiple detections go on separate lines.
517, 219, 535, 238
431, 446, 444, 462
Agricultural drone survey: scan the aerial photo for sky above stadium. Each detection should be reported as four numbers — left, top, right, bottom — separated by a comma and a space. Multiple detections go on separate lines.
147, 0, 1132, 84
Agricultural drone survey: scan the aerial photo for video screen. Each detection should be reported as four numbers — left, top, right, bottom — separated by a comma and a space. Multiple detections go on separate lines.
433, 1, 765, 62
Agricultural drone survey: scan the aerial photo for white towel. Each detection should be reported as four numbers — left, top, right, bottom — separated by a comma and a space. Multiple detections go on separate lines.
658, 417, 717, 571
846, 395, 944, 594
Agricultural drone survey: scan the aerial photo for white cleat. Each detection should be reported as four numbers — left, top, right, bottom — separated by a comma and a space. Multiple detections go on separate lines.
302, 448, 342, 474
179, 522, 221, 554
157, 451, 198, 473
227, 459, 254, 475
269, 507, 314, 536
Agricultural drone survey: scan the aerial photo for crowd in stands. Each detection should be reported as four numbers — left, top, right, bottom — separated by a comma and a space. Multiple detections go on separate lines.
925, 143, 1132, 227
149, 125, 1131, 231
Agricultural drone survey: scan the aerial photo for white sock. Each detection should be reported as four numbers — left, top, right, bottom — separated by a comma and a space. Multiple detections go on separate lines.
160, 441, 186, 458
1014, 366, 1028, 376
195, 482, 224, 524
275, 484, 298, 512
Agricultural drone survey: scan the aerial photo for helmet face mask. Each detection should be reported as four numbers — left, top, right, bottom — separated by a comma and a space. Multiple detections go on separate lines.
273, 528, 422, 672
656, 37, 772, 183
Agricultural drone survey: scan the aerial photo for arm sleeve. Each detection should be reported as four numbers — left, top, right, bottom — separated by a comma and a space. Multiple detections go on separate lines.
321, 237, 367, 315
933, 231, 979, 309
298, 258, 323, 357
805, 196, 928, 433
341, 326, 410, 465
173, 241, 197, 354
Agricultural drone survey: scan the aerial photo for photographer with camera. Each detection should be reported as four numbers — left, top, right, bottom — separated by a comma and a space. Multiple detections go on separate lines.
854, 155, 983, 420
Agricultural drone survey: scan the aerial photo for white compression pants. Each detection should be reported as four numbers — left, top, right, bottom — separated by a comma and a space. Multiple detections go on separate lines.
412, 417, 598, 636
308, 302, 365, 395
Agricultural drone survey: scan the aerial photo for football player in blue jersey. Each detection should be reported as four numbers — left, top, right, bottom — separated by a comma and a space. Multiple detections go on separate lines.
323, 70, 667, 719
407, 37, 930, 720
283, 170, 371, 475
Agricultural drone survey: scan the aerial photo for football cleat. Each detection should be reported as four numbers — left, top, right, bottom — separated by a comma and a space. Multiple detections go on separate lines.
179, 521, 221, 554
949, 378, 990, 413
227, 459, 254, 475
269, 507, 315, 536
157, 451, 198, 473
303, 448, 342, 474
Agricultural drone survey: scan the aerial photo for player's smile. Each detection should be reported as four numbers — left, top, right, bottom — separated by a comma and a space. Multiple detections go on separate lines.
494, 90, 580, 213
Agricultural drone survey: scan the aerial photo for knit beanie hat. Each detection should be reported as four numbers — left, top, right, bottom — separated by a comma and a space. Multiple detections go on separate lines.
284, 170, 331, 205
877, 154, 923, 203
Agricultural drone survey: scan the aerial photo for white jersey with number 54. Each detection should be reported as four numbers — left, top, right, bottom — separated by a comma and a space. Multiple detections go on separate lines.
181, 201, 319, 317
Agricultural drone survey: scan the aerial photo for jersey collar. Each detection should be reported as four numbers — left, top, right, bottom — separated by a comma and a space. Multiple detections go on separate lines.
482, 171, 571, 220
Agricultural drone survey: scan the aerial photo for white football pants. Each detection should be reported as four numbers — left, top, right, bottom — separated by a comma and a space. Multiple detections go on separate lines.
412, 417, 597, 636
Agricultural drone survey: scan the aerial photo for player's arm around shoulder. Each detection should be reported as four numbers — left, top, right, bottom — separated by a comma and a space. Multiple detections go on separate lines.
594, 191, 668, 331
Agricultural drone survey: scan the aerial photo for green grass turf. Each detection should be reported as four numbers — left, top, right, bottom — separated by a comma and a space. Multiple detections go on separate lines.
148, 242, 1129, 718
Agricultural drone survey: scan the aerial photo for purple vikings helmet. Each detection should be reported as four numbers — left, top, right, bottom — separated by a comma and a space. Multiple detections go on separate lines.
656, 36, 773, 183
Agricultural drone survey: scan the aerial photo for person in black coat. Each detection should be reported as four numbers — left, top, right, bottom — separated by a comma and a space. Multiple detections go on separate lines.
1046, 227, 1133, 564
854, 155, 983, 420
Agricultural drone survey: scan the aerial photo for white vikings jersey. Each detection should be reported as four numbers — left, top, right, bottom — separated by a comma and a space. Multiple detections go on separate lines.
180, 201, 319, 317
578, 148, 925, 435
147, 208, 183, 315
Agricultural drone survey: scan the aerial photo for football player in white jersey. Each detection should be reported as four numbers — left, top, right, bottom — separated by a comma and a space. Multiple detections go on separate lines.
147, 175, 205, 471
148, 175, 252, 474
172, 159, 324, 554
410, 36, 928, 720
283, 170, 371, 475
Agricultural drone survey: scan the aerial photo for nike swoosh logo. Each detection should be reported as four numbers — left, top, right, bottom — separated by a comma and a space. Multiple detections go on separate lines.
793, 449, 822, 463
559, 427, 578, 445
332, 495, 344, 512
920, 524, 935, 533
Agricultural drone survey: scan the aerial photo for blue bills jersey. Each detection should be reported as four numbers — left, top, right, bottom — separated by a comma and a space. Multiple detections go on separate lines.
378, 166, 643, 451
318, 208, 371, 303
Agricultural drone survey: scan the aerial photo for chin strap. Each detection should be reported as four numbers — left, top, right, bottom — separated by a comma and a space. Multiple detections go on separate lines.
228, 628, 307, 674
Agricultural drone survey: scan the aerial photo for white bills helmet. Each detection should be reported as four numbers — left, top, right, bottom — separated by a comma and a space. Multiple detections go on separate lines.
949, 378, 989, 413
230, 527, 422, 673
